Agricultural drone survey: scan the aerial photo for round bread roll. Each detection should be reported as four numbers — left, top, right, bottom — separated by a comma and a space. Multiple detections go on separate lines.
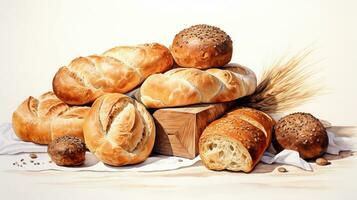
48, 135, 86, 166
171, 24, 233, 69
83, 93, 155, 166
12, 92, 90, 144
273, 112, 328, 159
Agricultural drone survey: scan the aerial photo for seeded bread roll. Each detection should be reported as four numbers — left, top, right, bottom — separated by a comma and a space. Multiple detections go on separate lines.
199, 108, 274, 172
48, 135, 86, 166
273, 112, 328, 159
171, 24, 232, 69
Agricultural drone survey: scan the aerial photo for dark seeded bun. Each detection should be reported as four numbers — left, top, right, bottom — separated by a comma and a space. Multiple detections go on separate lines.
48, 135, 86, 166
273, 112, 328, 159
171, 24, 233, 69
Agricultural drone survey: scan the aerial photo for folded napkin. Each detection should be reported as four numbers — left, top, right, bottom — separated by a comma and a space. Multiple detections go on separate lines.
260, 129, 357, 171
0, 123, 47, 154
260, 114, 357, 171
0, 122, 356, 172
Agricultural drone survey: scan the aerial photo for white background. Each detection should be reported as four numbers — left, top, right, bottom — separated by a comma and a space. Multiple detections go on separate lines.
0, 0, 356, 125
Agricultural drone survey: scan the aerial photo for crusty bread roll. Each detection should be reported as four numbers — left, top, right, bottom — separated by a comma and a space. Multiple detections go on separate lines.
12, 92, 90, 144
199, 108, 274, 172
83, 93, 155, 166
273, 112, 328, 159
139, 63, 257, 108
53, 43, 173, 105
171, 24, 233, 69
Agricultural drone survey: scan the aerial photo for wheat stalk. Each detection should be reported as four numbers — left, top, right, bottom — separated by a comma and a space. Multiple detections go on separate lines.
240, 50, 323, 113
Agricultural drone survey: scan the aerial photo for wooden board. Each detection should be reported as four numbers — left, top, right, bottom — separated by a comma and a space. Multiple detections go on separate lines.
152, 102, 236, 159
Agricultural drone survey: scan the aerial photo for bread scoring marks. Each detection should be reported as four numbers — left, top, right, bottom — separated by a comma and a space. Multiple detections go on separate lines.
102, 47, 144, 81
225, 65, 257, 97
30, 92, 69, 118
67, 57, 99, 91
169, 77, 201, 104
129, 101, 152, 154
27, 96, 39, 117
59, 107, 88, 119
101, 97, 145, 153
166, 68, 202, 103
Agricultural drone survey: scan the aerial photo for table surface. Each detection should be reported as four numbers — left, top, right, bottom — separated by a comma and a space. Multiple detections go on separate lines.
0, 126, 356, 200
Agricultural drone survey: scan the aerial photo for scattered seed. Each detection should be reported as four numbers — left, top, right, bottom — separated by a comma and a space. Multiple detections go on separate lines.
278, 167, 288, 173
29, 153, 37, 159
316, 157, 330, 166
20, 159, 24, 162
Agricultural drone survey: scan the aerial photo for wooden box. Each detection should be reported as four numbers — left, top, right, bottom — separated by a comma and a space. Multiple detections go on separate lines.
152, 102, 235, 159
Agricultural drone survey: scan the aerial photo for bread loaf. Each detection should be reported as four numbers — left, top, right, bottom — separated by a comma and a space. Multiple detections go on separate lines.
171, 24, 233, 69
12, 92, 90, 144
53, 43, 173, 105
139, 63, 257, 108
83, 93, 155, 166
199, 108, 274, 172
273, 112, 328, 159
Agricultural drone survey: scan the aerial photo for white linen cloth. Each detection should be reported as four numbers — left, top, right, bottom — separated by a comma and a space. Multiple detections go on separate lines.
0, 122, 356, 172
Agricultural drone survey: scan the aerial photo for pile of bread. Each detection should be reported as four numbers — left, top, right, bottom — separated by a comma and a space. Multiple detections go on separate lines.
12, 24, 328, 172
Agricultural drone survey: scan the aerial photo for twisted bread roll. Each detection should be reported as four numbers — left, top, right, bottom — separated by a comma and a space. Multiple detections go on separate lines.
12, 92, 90, 144
83, 93, 155, 166
139, 63, 257, 108
199, 108, 274, 172
53, 43, 173, 105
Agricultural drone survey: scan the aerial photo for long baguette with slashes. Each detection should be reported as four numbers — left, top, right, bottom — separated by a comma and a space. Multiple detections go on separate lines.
139, 63, 257, 108
53, 43, 173, 105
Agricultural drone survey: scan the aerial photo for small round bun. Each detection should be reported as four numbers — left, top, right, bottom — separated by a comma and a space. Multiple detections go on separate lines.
48, 135, 86, 166
171, 24, 233, 69
273, 112, 328, 159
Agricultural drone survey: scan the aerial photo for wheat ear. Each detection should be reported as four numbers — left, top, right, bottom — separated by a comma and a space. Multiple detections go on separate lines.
239, 51, 323, 113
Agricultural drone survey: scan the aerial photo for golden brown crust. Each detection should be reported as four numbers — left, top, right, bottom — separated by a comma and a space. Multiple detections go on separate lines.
273, 112, 328, 159
83, 93, 155, 166
12, 92, 90, 144
48, 135, 86, 166
139, 64, 257, 108
171, 24, 232, 69
53, 43, 173, 105
199, 108, 274, 172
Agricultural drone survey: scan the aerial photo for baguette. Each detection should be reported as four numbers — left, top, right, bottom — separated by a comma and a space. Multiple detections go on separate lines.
139, 63, 257, 108
53, 43, 173, 105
